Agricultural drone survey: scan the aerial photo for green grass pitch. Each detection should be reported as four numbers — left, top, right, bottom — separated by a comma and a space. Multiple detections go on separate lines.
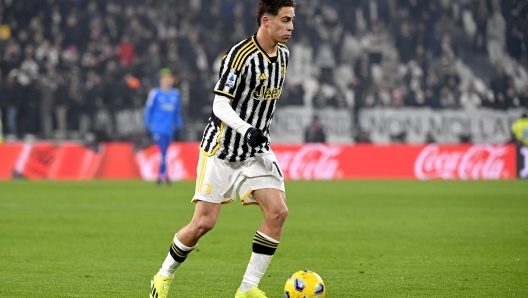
1, 180, 527, 297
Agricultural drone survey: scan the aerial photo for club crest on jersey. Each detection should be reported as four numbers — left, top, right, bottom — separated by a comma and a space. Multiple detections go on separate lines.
252, 85, 282, 101
225, 74, 237, 88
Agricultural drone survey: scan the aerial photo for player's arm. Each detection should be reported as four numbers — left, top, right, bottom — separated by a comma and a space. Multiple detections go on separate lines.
212, 95, 266, 147
173, 90, 184, 131
144, 90, 156, 130
211, 49, 249, 133
213, 95, 251, 135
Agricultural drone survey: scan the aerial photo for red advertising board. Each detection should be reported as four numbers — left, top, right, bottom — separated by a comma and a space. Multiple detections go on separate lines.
135, 143, 517, 181
47, 143, 101, 180
0, 142, 101, 180
272, 143, 517, 180
95, 143, 141, 179
135, 143, 199, 181
18, 142, 58, 180
0, 143, 24, 180
0, 142, 518, 181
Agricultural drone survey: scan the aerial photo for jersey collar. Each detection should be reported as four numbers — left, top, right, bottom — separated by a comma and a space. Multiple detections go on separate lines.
252, 35, 279, 64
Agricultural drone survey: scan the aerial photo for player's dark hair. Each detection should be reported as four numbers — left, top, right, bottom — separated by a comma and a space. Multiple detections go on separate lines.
256, 0, 296, 27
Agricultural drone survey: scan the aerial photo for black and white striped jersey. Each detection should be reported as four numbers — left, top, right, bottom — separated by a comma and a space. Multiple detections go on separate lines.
199, 34, 289, 162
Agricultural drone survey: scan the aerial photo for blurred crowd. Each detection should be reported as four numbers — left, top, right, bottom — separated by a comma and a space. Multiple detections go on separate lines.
0, 0, 528, 142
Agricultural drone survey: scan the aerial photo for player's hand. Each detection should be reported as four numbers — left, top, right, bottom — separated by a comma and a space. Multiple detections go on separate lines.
245, 127, 267, 147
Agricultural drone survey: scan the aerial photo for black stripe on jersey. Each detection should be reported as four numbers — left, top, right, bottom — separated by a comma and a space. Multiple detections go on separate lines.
232, 60, 252, 116
253, 55, 278, 130
278, 43, 289, 68
218, 125, 232, 159
262, 49, 285, 134
265, 48, 287, 129
200, 124, 215, 153
243, 54, 264, 127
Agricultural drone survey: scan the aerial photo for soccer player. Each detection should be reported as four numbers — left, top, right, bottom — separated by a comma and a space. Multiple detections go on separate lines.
144, 68, 184, 185
149, 1, 296, 297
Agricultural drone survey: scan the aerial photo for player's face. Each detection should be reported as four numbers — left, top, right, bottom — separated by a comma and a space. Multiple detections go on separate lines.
160, 75, 173, 89
266, 6, 295, 43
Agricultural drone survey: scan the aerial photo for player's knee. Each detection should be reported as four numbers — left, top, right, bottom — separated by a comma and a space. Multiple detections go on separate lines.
270, 205, 288, 225
279, 206, 289, 222
195, 217, 216, 235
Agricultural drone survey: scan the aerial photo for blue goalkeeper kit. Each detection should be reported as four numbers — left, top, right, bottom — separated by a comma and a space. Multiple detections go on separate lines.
144, 87, 183, 179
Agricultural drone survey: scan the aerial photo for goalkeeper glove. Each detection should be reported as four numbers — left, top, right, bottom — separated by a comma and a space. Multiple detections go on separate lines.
245, 127, 267, 147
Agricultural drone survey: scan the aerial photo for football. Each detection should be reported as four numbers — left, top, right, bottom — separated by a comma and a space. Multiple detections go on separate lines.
284, 270, 326, 298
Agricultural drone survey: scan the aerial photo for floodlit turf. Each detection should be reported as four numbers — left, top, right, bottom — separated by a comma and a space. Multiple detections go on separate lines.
0, 180, 527, 297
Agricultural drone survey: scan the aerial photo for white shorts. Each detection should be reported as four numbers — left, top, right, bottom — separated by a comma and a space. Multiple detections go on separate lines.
192, 150, 285, 205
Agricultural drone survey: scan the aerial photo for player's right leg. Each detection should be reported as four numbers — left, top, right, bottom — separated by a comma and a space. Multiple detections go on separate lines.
236, 188, 288, 298
150, 201, 221, 298
156, 134, 171, 185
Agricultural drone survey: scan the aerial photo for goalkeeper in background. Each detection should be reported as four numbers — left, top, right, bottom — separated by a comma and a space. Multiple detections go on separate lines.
143, 68, 184, 185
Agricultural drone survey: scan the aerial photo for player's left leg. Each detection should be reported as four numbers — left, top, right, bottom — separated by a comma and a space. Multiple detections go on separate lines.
151, 200, 221, 298
236, 188, 288, 298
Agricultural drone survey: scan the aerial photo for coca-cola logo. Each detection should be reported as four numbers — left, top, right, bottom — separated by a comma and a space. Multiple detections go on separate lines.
414, 144, 508, 180
275, 144, 342, 180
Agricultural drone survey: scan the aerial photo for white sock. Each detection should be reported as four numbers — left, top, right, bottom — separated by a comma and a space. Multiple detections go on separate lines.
157, 234, 196, 277
158, 252, 181, 277
240, 232, 279, 292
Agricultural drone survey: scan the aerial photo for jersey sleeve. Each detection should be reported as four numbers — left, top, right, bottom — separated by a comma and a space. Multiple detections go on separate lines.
213, 50, 243, 99
144, 89, 157, 128
214, 38, 255, 99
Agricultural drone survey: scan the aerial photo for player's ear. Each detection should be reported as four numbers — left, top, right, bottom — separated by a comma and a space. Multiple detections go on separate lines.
262, 15, 270, 27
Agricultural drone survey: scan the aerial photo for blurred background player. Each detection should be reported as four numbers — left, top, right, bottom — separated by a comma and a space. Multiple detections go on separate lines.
511, 112, 528, 147
0, 114, 3, 144
143, 68, 183, 185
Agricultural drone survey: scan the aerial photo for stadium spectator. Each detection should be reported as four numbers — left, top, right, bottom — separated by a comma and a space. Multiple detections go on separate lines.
116, 35, 135, 67
305, 115, 327, 143
490, 64, 512, 99
37, 60, 59, 139
281, 82, 304, 106
472, 0, 492, 54
395, 22, 415, 64
439, 86, 458, 109
459, 83, 482, 110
